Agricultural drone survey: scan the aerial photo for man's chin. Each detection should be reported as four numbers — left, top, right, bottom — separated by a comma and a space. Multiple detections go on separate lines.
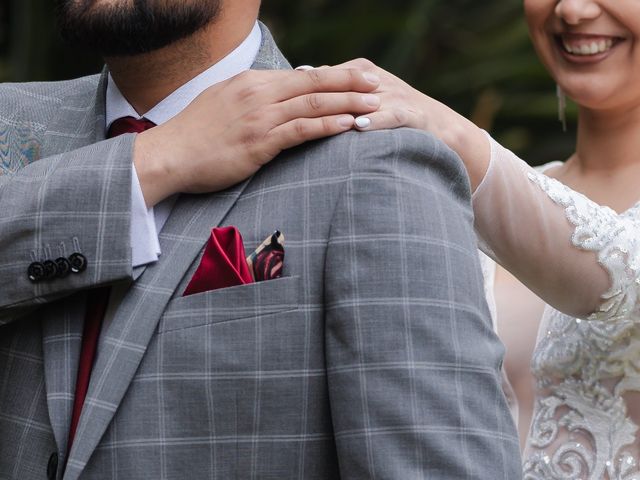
55, 0, 221, 57
74, 36, 189, 58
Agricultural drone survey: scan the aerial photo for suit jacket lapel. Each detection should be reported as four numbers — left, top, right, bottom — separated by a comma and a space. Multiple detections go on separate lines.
64, 23, 292, 478
41, 301, 86, 461
251, 23, 292, 72
64, 182, 250, 478
41, 71, 108, 458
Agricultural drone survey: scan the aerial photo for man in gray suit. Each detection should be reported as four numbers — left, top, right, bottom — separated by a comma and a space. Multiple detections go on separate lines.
0, 0, 521, 478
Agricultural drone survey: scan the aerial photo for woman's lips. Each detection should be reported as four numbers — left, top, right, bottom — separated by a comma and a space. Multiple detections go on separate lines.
554, 33, 624, 64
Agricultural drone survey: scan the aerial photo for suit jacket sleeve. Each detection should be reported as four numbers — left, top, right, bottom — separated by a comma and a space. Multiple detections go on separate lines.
324, 129, 522, 479
0, 135, 134, 326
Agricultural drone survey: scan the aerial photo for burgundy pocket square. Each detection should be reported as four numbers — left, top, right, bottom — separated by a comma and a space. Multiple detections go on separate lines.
183, 226, 285, 297
246, 230, 285, 282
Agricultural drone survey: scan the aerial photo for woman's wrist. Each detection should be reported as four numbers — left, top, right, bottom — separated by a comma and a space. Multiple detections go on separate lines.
431, 102, 491, 191
451, 121, 491, 191
409, 91, 490, 190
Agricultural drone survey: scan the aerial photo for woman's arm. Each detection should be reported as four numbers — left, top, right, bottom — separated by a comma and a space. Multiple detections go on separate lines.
326, 59, 636, 321
473, 137, 612, 320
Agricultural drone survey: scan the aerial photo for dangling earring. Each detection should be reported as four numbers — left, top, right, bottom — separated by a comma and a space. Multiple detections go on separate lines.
557, 84, 567, 132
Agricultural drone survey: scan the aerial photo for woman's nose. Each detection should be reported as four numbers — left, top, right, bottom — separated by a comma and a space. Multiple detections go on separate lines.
555, 0, 602, 25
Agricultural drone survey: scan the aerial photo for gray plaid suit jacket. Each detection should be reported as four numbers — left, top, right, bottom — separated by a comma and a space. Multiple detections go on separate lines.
0, 24, 521, 480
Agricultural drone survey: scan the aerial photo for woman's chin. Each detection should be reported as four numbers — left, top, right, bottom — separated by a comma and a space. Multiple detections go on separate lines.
557, 78, 625, 111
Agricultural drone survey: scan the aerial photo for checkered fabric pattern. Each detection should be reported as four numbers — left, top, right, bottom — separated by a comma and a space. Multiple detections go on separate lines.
0, 24, 521, 480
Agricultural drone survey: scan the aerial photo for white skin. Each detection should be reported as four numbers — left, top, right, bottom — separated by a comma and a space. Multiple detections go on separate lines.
102, 0, 384, 207
329, 0, 640, 448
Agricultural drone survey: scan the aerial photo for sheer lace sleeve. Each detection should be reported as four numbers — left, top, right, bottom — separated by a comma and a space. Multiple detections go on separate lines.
472, 133, 640, 321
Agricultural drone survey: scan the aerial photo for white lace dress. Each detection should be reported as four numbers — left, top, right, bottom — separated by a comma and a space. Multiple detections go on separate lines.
474, 136, 640, 480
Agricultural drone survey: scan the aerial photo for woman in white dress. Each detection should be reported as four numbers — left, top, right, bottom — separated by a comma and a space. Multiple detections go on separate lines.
325, 0, 640, 478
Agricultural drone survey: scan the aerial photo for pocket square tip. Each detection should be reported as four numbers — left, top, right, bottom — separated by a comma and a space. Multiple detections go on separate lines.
247, 230, 285, 282
182, 228, 285, 297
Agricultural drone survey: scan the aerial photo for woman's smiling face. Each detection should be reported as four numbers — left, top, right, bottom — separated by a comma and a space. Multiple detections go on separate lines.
524, 0, 640, 111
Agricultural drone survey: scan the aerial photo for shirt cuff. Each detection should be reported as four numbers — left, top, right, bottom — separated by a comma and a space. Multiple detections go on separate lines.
130, 165, 161, 268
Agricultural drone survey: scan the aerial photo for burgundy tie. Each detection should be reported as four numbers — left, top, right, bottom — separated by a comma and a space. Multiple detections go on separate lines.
67, 116, 156, 449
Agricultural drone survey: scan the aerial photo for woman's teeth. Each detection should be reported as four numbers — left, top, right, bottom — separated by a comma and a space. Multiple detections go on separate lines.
562, 38, 614, 56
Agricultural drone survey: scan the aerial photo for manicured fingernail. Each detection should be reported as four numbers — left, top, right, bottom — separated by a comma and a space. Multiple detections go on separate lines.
362, 94, 380, 107
355, 117, 371, 129
338, 115, 355, 128
363, 72, 380, 84
295, 65, 315, 71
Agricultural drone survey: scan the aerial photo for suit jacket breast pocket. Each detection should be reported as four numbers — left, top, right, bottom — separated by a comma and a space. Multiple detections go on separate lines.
158, 275, 301, 333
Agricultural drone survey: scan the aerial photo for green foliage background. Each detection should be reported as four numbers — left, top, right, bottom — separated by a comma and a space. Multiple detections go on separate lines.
0, 0, 577, 165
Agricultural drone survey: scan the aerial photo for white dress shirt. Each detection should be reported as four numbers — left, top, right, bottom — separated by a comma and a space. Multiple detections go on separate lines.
105, 22, 262, 268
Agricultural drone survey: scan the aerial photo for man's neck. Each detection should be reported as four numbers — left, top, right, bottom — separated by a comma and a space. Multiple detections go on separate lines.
105, 10, 258, 114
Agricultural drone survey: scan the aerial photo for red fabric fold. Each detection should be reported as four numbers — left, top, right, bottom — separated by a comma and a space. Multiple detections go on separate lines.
68, 288, 111, 449
183, 226, 254, 296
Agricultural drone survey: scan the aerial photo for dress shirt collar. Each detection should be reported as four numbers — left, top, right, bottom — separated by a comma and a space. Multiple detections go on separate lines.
106, 21, 262, 131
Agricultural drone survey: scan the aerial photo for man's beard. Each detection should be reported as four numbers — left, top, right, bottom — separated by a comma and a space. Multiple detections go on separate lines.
54, 0, 222, 57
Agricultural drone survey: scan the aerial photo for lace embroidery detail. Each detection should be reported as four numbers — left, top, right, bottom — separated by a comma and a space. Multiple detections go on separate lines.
522, 172, 640, 479
527, 171, 640, 323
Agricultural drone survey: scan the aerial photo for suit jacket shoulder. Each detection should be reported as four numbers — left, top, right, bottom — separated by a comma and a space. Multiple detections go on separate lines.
271, 127, 471, 202
0, 74, 101, 130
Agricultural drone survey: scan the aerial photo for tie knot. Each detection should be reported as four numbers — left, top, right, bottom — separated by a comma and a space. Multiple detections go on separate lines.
107, 116, 156, 138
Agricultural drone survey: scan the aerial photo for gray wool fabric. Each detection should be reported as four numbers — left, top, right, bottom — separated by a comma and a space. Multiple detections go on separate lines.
0, 24, 521, 480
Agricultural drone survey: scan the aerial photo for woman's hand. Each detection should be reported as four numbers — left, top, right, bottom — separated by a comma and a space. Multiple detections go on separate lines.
314, 59, 491, 190
134, 67, 382, 206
